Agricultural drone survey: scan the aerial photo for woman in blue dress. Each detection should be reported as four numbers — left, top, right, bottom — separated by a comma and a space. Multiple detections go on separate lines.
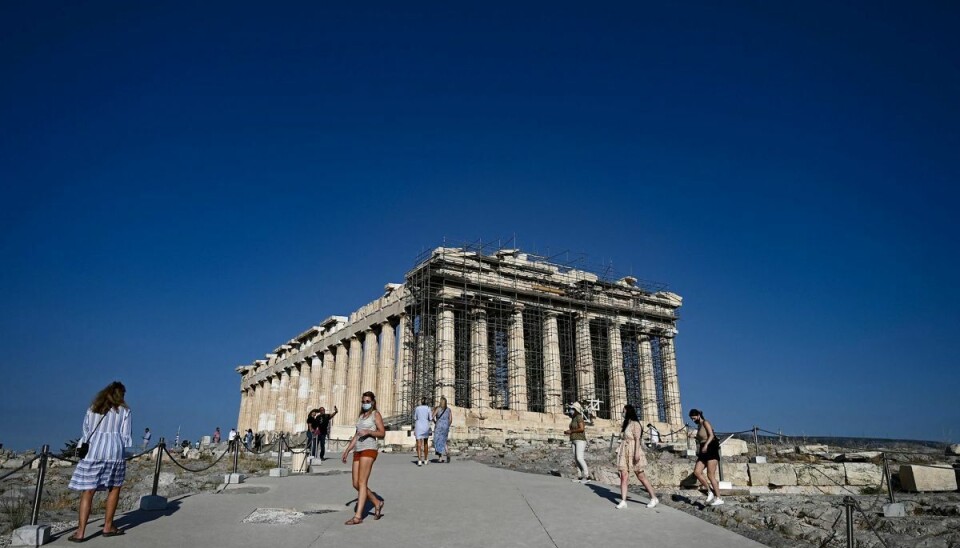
68, 381, 132, 542
432, 396, 452, 463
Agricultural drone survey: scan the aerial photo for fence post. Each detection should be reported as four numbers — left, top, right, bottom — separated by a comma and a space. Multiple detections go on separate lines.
717, 444, 724, 482
232, 436, 240, 474
882, 452, 894, 503
30, 444, 49, 526
139, 438, 169, 511
753, 426, 760, 455
277, 434, 284, 469
151, 438, 165, 497
843, 496, 855, 548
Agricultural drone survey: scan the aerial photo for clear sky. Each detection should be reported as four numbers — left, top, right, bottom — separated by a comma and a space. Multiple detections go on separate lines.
1, 2, 958, 451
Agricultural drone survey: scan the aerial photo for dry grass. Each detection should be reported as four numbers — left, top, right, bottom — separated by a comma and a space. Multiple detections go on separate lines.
0, 491, 31, 532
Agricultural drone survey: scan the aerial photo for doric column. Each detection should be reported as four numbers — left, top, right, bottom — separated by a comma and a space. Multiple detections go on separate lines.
507, 304, 528, 411
277, 368, 291, 432
638, 334, 659, 423
308, 354, 322, 410
436, 304, 456, 403
659, 335, 683, 426
332, 343, 349, 426
319, 349, 334, 410
266, 375, 280, 432
257, 381, 268, 432
245, 387, 256, 431
237, 389, 248, 432
395, 313, 411, 414
377, 320, 396, 418
295, 361, 310, 432
470, 308, 489, 411
607, 319, 627, 416
541, 311, 563, 414
574, 312, 595, 403
345, 335, 363, 419
361, 328, 379, 395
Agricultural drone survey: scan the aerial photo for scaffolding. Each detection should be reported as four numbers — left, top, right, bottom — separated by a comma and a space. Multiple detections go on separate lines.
398, 238, 684, 428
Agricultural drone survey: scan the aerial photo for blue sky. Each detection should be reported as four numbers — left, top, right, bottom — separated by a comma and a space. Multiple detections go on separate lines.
1, 1, 958, 450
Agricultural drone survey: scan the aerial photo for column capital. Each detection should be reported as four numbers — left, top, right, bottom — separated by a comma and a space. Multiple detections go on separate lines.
438, 303, 455, 311
512, 303, 525, 313
471, 307, 487, 317
543, 310, 560, 318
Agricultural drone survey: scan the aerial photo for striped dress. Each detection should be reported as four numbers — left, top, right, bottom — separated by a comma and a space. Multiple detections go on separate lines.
69, 406, 132, 491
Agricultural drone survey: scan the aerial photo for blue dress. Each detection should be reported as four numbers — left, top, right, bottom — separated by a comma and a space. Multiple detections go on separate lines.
69, 407, 132, 491
433, 407, 451, 455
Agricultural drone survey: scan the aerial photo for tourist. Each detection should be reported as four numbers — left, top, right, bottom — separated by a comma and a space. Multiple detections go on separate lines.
244, 429, 254, 451
67, 381, 132, 542
564, 401, 589, 483
689, 408, 723, 506
412, 397, 433, 466
213, 427, 221, 444
615, 405, 658, 509
227, 427, 238, 451
306, 410, 318, 456
341, 391, 385, 525
253, 432, 263, 452
647, 423, 661, 449
141, 427, 151, 451
308, 406, 337, 461
432, 396, 452, 463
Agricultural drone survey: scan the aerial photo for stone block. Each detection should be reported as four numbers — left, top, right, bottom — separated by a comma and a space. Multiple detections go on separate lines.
883, 503, 906, 517
898, 465, 958, 492
2, 459, 25, 469
946, 444, 960, 456
224, 473, 246, 484
721, 463, 750, 486
139, 495, 168, 511
751, 456, 767, 464
10, 524, 50, 547
797, 444, 828, 454
269, 467, 290, 477
844, 463, 883, 486
719, 438, 748, 456
292, 453, 309, 473
797, 464, 845, 486
749, 463, 798, 486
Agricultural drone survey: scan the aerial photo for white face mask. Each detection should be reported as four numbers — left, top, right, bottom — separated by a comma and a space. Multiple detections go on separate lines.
362, 403, 372, 411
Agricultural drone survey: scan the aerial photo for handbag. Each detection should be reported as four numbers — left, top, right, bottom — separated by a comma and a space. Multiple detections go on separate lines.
76, 413, 107, 459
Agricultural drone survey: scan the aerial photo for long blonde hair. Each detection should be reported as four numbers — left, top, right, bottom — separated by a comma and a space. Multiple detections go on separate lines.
91, 381, 127, 414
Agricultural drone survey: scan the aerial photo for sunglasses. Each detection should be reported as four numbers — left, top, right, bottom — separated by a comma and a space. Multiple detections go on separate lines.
362, 400, 373, 404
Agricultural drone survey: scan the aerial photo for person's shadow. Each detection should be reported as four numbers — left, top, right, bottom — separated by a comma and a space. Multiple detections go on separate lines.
584, 482, 620, 504
56, 495, 188, 541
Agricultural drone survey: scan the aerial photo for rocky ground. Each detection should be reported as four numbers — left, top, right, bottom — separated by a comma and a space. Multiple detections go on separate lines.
456, 437, 960, 548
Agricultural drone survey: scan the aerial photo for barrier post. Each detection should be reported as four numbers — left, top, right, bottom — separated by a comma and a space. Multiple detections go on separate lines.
880, 452, 905, 517
11, 445, 52, 546
750, 426, 766, 463
753, 426, 760, 455
843, 496, 855, 548
269, 434, 289, 477
232, 436, 240, 474
717, 444, 724, 481
139, 438, 169, 510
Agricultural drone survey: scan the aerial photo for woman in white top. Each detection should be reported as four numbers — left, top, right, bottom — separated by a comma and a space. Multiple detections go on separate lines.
68, 381, 132, 541
342, 391, 386, 525
412, 397, 433, 466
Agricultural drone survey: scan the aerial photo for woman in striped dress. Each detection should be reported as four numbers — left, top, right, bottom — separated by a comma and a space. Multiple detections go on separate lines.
67, 381, 132, 542
341, 391, 385, 525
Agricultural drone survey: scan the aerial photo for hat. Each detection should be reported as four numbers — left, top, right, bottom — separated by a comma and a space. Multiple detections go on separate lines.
569, 402, 584, 415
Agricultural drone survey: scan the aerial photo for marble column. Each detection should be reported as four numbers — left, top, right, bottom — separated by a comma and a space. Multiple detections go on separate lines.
541, 311, 563, 414
266, 375, 280, 432
395, 313, 411, 414
308, 354, 322, 410
245, 387, 256, 431
237, 389, 248, 432
361, 328, 379, 396
436, 304, 456, 404
637, 334, 659, 423
345, 335, 363, 420
296, 361, 311, 432
507, 304, 528, 411
470, 308, 489, 412
574, 312, 595, 403
332, 343, 349, 426
607, 320, 628, 417
257, 381, 269, 432
320, 349, 334, 411
277, 368, 291, 432
377, 320, 396, 418
659, 336, 683, 425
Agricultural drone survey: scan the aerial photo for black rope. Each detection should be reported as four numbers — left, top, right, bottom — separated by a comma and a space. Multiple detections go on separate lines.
0, 455, 40, 482
161, 446, 232, 473
816, 511, 843, 548
124, 444, 159, 462
282, 437, 309, 455
49, 454, 81, 465
853, 498, 891, 548
240, 438, 280, 455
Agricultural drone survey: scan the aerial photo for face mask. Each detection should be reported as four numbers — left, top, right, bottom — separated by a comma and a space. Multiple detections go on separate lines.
362, 403, 372, 411
621, 411, 626, 420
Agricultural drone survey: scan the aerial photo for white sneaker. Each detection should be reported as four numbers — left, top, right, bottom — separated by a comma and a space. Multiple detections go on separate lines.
579, 479, 590, 485
417, 460, 423, 467
571, 478, 582, 483
647, 498, 659, 508
615, 500, 628, 509
705, 492, 715, 503
710, 498, 725, 506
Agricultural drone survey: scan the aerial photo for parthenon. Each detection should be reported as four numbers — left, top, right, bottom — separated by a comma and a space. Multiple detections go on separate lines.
235, 242, 685, 442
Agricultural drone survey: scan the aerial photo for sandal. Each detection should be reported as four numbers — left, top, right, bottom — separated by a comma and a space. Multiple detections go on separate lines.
344, 516, 363, 525
102, 529, 125, 537
374, 499, 385, 520
67, 536, 85, 543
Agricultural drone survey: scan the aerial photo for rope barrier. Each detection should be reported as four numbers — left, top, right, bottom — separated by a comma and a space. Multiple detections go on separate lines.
160, 446, 232, 473
48, 454, 80, 465
124, 444, 160, 462
0, 454, 40, 482
281, 437, 309, 455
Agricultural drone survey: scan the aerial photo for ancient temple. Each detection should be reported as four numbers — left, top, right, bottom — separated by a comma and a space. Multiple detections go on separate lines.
235, 244, 684, 442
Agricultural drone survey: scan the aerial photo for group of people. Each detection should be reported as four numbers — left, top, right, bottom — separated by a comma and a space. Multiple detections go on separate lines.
412, 396, 452, 466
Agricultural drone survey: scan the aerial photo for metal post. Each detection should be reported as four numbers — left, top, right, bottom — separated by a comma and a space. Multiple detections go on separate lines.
717, 444, 724, 481
753, 426, 760, 456
277, 434, 284, 469
151, 438, 165, 497
882, 452, 895, 504
843, 496, 855, 548
30, 444, 49, 526
233, 435, 240, 474
609, 434, 615, 450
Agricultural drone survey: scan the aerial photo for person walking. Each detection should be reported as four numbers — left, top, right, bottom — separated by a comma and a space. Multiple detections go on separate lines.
615, 405, 658, 509
646, 423, 661, 449
432, 396, 452, 463
244, 429, 254, 451
308, 406, 337, 461
412, 397, 433, 466
141, 427, 151, 451
690, 408, 723, 506
564, 402, 589, 483
341, 391, 385, 525
67, 381, 133, 542
227, 427, 238, 451
213, 427, 221, 444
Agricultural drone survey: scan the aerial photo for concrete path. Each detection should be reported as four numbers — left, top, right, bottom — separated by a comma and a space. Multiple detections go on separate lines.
44, 453, 766, 547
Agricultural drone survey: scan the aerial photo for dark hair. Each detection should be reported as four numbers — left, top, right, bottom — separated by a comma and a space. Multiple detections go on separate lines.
689, 408, 704, 419
421, 397, 428, 405
91, 381, 127, 415
621, 404, 641, 433
360, 391, 377, 415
